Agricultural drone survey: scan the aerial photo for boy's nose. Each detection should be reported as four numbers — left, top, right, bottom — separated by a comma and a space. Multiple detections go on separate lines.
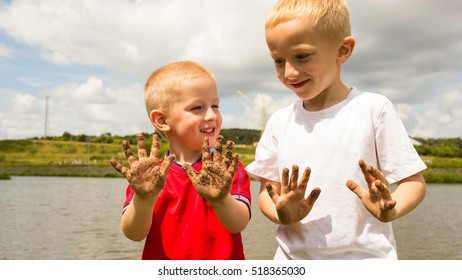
204, 108, 216, 121
284, 62, 299, 79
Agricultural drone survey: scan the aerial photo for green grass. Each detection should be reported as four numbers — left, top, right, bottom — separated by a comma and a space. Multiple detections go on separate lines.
1, 139, 462, 183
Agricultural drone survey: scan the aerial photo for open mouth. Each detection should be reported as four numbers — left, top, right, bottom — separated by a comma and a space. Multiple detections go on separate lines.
200, 128, 215, 134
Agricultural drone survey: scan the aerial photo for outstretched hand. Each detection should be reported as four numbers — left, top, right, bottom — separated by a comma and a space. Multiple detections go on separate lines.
346, 160, 397, 222
266, 165, 321, 225
110, 133, 175, 202
182, 135, 239, 204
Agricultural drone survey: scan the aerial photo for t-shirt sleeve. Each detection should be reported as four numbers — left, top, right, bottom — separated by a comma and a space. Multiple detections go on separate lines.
375, 100, 427, 183
122, 185, 134, 214
245, 114, 281, 182
230, 162, 252, 216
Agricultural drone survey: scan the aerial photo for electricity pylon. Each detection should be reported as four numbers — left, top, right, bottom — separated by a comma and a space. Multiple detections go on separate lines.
236, 90, 266, 136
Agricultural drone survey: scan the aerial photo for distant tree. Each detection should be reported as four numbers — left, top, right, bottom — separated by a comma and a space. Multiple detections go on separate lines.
62, 131, 72, 141
76, 134, 88, 142
221, 128, 260, 144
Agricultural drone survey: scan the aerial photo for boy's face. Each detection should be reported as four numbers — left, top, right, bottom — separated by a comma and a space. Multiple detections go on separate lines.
266, 19, 344, 104
165, 77, 222, 157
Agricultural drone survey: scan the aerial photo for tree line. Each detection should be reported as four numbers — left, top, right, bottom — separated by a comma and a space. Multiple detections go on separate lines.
31, 129, 261, 146
413, 137, 462, 158
28, 130, 462, 158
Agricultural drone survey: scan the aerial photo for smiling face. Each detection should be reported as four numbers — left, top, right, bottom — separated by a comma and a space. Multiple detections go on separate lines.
163, 77, 222, 163
266, 19, 353, 111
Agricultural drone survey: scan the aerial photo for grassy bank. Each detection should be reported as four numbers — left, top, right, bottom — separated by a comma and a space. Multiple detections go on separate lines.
1, 139, 462, 183
0, 165, 121, 178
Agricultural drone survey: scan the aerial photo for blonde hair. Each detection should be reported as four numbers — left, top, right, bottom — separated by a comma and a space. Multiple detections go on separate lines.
144, 61, 216, 116
265, 0, 351, 43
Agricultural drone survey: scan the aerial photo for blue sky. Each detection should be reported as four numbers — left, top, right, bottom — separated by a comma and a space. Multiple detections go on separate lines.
1, 0, 461, 139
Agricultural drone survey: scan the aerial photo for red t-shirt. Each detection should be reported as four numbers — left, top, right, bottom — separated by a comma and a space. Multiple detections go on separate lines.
123, 158, 251, 260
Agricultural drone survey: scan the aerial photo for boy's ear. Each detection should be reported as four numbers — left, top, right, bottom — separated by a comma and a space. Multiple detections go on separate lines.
337, 36, 355, 65
150, 110, 171, 133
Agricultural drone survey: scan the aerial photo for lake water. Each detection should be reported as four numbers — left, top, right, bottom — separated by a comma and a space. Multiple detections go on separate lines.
0, 177, 461, 260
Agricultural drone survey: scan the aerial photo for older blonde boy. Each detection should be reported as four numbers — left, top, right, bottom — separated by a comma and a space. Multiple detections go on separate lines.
246, 0, 426, 259
111, 61, 251, 259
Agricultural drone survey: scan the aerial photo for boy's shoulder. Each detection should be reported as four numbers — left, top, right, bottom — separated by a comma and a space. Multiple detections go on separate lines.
350, 87, 392, 107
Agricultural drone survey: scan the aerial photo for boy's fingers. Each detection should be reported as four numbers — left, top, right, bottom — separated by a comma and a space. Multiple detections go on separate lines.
202, 137, 211, 161
305, 187, 321, 206
227, 153, 239, 176
374, 180, 393, 205
299, 167, 311, 190
289, 165, 299, 192
110, 159, 131, 179
266, 182, 279, 205
182, 162, 198, 179
136, 133, 147, 159
369, 166, 386, 184
220, 140, 233, 168
346, 179, 363, 199
150, 134, 161, 159
160, 154, 175, 175
122, 140, 137, 165
359, 160, 375, 185
360, 159, 387, 185
214, 135, 224, 162
281, 167, 290, 194
384, 200, 397, 210
375, 179, 390, 194
109, 159, 120, 171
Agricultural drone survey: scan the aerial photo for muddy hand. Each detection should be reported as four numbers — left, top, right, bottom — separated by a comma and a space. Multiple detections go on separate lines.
266, 165, 321, 225
346, 160, 396, 222
182, 135, 238, 203
110, 133, 175, 202
358, 159, 387, 186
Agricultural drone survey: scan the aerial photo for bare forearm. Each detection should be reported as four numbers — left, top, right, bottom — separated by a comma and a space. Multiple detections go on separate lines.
121, 195, 156, 241
391, 172, 426, 220
209, 195, 250, 233
259, 190, 281, 224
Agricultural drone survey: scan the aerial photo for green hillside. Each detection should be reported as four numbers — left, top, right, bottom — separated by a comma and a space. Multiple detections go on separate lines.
0, 134, 257, 178
1, 131, 462, 183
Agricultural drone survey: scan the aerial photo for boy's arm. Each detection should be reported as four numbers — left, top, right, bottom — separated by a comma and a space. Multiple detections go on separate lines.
111, 133, 174, 241
121, 194, 156, 241
208, 195, 250, 233
389, 172, 426, 220
258, 179, 280, 224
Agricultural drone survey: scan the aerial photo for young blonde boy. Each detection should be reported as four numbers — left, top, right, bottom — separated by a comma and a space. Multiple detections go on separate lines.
246, 0, 426, 259
111, 61, 251, 259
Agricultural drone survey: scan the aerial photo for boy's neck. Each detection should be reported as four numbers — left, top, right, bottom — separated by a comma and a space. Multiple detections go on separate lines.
303, 82, 351, 111
167, 148, 202, 165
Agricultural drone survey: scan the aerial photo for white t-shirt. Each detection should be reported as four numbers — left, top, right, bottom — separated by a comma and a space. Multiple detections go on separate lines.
246, 87, 426, 259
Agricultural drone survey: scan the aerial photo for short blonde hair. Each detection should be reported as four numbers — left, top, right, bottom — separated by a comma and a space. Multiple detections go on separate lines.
266, 0, 351, 43
144, 61, 216, 116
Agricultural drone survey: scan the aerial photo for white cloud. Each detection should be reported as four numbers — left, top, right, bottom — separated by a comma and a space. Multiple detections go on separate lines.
0, 0, 461, 139
0, 42, 13, 58
0, 0, 272, 77
72, 77, 116, 103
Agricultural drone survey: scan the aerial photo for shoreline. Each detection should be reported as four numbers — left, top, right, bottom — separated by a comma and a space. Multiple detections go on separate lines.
1, 165, 462, 184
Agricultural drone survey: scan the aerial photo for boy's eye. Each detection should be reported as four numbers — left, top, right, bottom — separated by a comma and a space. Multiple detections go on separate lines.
296, 53, 310, 60
273, 58, 284, 65
212, 104, 220, 109
191, 106, 202, 111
